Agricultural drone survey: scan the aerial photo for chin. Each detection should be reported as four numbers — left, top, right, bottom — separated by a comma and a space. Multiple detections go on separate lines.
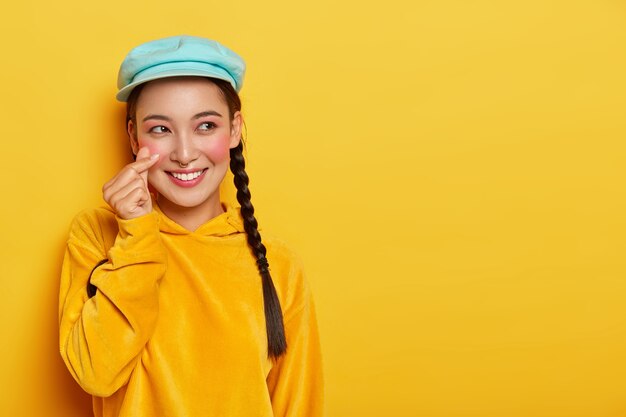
164, 193, 216, 209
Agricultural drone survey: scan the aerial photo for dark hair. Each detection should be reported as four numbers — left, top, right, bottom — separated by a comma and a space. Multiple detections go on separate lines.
126, 77, 287, 359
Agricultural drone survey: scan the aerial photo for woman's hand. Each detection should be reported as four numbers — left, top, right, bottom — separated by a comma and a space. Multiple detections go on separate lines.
102, 147, 159, 220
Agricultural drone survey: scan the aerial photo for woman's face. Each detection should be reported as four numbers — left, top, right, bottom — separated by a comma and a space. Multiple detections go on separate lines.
128, 77, 241, 214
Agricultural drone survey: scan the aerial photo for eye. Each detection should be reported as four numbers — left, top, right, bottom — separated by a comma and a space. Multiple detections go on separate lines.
198, 122, 217, 131
149, 125, 170, 134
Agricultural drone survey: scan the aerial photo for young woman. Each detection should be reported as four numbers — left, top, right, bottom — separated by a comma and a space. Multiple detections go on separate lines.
59, 35, 324, 417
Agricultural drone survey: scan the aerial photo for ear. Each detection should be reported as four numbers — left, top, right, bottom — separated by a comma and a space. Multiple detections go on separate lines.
127, 119, 140, 155
229, 111, 243, 149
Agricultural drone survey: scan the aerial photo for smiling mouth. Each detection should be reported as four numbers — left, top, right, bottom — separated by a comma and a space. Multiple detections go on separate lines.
167, 169, 208, 181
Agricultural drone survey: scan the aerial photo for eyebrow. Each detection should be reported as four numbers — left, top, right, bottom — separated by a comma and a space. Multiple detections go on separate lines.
192, 111, 223, 119
142, 111, 223, 123
142, 114, 171, 122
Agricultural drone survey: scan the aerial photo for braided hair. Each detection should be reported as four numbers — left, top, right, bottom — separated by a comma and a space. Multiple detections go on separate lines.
230, 141, 287, 359
126, 78, 287, 359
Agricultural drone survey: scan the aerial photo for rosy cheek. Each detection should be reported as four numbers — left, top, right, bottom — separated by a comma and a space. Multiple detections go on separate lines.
136, 139, 165, 164
203, 135, 231, 162
137, 139, 162, 157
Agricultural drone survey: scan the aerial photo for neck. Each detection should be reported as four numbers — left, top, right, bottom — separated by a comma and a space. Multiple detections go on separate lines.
156, 193, 224, 232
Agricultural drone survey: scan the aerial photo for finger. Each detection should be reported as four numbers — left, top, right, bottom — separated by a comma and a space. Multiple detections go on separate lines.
136, 146, 150, 160
103, 169, 124, 192
103, 166, 145, 198
129, 153, 159, 175
105, 154, 159, 196
102, 147, 158, 206
106, 178, 146, 207
113, 187, 152, 219
131, 151, 159, 187
108, 179, 149, 208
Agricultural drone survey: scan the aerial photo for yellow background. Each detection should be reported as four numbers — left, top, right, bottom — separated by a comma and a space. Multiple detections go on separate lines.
1, 0, 626, 416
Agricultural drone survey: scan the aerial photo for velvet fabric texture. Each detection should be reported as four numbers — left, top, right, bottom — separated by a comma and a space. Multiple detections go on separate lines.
59, 203, 324, 416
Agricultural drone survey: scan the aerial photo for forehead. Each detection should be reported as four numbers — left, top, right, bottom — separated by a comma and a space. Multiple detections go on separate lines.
135, 77, 227, 115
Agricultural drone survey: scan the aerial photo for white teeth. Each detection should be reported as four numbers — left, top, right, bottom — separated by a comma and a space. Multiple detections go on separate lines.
171, 170, 203, 181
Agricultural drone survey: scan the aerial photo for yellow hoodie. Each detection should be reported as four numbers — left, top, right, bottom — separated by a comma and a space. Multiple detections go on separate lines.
59, 203, 324, 417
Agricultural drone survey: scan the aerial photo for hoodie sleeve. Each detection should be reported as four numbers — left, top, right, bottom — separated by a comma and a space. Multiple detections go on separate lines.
58, 209, 167, 397
266, 260, 325, 417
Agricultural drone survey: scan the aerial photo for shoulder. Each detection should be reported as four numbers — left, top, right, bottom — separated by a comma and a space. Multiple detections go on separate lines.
263, 234, 302, 270
67, 206, 119, 256
223, 204, 315, 320
263, 234, 312, 323
69, 206, 117, 236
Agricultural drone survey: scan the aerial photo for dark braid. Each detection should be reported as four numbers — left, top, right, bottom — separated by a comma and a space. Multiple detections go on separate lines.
230, 141, 287, 359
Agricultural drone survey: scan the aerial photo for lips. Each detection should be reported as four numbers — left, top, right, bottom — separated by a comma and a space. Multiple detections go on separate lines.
169, 169, 205, 181
165, 168, 208, 187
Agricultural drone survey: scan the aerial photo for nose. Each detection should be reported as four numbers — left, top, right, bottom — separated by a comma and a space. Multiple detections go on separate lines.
170, 132, 199, 167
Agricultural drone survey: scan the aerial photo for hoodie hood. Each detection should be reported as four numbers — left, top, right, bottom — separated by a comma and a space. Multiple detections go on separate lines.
152, 201, 246, 237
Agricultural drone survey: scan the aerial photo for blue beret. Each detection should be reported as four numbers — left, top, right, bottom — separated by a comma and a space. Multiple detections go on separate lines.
116, 35, 246, 102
